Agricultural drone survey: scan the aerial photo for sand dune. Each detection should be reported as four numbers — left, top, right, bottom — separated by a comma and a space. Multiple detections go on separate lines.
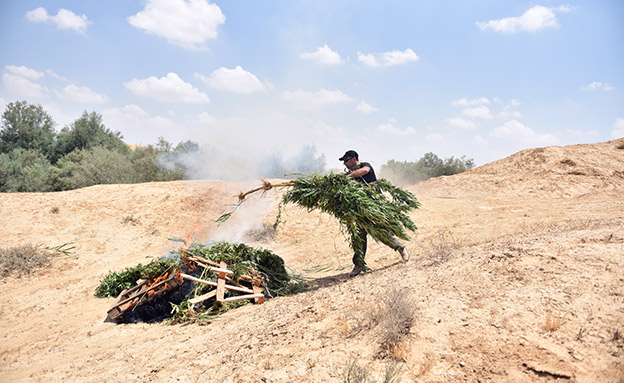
1, 138, 623, 382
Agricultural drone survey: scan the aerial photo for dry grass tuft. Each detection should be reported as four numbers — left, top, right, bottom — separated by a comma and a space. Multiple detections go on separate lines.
343, 357, 403, 383
344, 357, 371, 383
369, 288, 417, 360
419, 230, 459, 266
544, 311, 566, 332
0, 243, 58, 277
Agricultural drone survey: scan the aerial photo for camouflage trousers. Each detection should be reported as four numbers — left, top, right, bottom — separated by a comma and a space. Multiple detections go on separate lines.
352, 226, 403, 270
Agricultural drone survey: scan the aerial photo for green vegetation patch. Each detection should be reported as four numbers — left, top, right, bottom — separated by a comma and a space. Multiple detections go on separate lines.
95, 241, 305, 324
95, 258, 179, 298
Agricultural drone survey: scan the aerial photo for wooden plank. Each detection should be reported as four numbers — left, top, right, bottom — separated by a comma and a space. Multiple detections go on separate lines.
216, 261, 227, 302
180, 273, 254, 294
252, 284, 265, 304
222, 293, 265, 303
189, 290, 217, 305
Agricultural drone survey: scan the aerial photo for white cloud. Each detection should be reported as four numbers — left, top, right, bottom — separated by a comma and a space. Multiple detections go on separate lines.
281, 89, 353, 109
490, 120, 558, 145
2, 73, 48, 97
451, 97, 490, 106
102, 104, 179, 144
5, 65, 44, 80
128, 0, 225, 50
476, 5, 568, 33
377, 123, 416, 136
26, 7, 91, 34
612, 118, 624, 138
196, 66, 266, 94
55, 84, 108, 103
446, 117, 478, 130
300, 44, 344, 65
356, 101, 378, 114
581, 81, 614, 91
472, 135, 488, 145
357, 49, 419, 67
45, 69, 67, 81
125, 72, 210, 103
462, 105, 493, 119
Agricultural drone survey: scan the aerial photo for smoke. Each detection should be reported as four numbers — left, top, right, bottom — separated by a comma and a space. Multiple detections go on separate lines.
157, 143, 326, 181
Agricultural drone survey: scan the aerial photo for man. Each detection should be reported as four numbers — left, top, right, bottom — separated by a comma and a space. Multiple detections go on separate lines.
339, 150, 411, 277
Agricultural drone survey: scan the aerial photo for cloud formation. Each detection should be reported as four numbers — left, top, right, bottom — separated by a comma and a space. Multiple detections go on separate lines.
446, 117, 478, 130
476, 5, 570, 33
125, 73, 211, 103
281, 89, 352, 109
128, 0, 225, 49
462, 105, 493, 119
581, 81, 614, 91
451, 97, 490, 106
300, 44, 344, 65
358, 49, 419, 67
26, 7, 91, 34
377, 123, 416, 136
196, 66, 266, 94
356, 101, 379, 114
490, 120, 558, 145
56, 84, 109, 103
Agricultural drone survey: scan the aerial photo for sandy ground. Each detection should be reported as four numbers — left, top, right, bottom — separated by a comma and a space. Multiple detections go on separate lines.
1, 139, 623, 382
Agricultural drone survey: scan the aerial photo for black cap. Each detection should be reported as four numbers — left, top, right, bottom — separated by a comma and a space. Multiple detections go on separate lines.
339, 150, 358, 161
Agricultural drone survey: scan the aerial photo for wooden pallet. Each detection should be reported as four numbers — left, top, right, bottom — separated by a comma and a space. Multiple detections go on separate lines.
181, 255, 265, 306
106, 271, 182, 322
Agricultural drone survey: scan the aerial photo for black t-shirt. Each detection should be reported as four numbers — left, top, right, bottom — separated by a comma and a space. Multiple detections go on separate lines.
351, 161, 377, 184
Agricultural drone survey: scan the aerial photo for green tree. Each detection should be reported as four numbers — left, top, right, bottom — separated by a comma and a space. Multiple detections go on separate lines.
53, 111, 127, 162
0, 148, 52, 192
51, 146, 133, 190
128, 145, 185, 183
0, 101, 56, 159
379, 152, 475, 186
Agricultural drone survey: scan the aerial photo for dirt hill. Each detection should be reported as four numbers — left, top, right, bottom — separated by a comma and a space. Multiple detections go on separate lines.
1, 139, 623, 382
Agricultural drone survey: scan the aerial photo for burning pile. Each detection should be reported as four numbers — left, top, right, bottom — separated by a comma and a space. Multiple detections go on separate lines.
96, 242, 297, 324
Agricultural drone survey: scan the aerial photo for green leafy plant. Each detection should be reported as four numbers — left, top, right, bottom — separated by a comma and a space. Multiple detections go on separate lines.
95, 259, 178, 298
218, 174, 420, 269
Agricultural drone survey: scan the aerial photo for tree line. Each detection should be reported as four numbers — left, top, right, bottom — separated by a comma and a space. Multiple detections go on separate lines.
0, 100, 474, 193
0, 101, 192, 192
379, 152, 475, 186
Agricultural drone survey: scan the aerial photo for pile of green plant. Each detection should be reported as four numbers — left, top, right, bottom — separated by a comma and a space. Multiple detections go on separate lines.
179, 242, 292, 295
95, 259, 179, 298
219, 174, 421, 264
95, 242, 305, 324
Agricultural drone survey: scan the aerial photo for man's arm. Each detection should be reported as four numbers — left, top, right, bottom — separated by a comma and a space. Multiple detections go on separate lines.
347, 165, 371, 179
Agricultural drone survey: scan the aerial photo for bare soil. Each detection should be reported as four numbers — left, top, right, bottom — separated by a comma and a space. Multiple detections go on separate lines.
1, 139, 623, 382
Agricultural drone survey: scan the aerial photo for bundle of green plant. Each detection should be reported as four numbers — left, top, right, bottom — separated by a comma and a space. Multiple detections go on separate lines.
0, 243, 74, 277
218, 174, 421, 261
179, 241, 295, 296
95, 259, 179, 298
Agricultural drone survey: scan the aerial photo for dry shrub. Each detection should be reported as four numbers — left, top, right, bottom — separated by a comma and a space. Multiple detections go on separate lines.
544, 311, 566, 332
369, 288, 417, 360
343, 357, 403, 383
419, 230, 459, 266
417, 354, 434, 376
0, 243, 58, 277
344, 357, 371, 383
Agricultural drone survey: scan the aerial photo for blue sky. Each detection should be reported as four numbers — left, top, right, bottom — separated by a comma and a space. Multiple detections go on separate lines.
1, 0, 622, 170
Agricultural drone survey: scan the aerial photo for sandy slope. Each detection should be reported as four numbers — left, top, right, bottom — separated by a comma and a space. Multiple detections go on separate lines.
0, 139, 623, 382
